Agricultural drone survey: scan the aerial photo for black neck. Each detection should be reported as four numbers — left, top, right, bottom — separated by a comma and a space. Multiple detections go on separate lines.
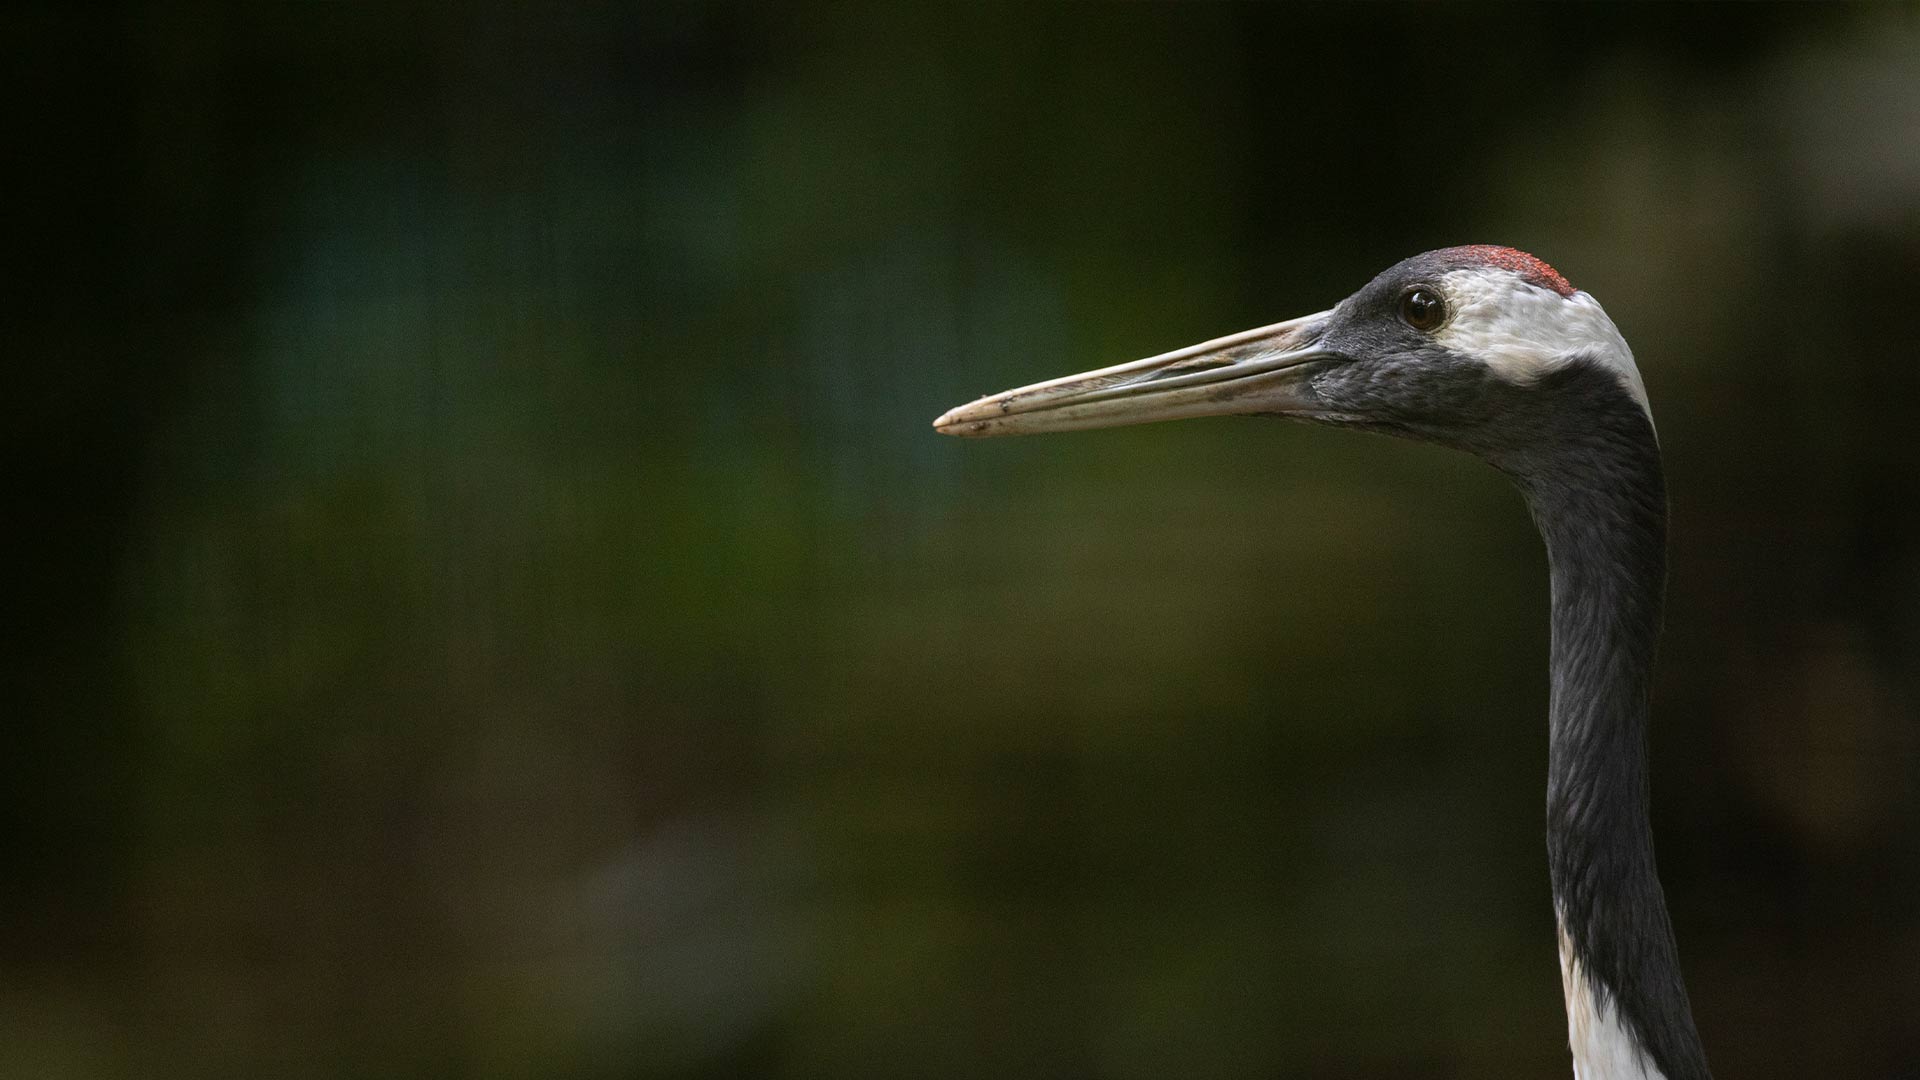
1505, 368, 1710, 1080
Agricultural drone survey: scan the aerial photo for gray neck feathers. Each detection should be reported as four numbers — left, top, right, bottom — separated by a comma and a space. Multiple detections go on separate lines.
1504, 363, 1711, 1080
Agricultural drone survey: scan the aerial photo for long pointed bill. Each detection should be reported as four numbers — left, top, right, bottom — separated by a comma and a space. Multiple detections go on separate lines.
932, 310, 1339, 438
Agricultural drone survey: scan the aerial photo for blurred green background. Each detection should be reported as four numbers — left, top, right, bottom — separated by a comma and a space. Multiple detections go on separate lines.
11, 3, 1920, 1077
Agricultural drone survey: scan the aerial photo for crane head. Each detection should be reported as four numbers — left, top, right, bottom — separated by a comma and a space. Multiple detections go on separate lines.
932, 247, 1650, 459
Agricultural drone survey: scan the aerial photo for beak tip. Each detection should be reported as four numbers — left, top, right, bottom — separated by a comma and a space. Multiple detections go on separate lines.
933, 402, 996, 436
933, 416, 988, 437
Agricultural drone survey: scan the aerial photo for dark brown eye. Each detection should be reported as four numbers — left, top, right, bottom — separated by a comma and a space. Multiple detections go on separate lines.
1400, 287, 1447, 331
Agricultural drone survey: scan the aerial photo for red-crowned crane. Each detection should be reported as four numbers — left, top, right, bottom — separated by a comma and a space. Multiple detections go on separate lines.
934, 246, 1710, 1080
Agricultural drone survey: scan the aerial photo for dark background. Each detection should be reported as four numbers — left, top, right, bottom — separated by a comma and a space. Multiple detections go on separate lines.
11, 3, 1920, 1078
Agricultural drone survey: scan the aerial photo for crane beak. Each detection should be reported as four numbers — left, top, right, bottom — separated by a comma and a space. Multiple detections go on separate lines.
932, 311, 1339, 438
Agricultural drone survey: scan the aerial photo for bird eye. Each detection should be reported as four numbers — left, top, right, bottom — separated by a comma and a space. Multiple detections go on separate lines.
1400, 287, 1447, 332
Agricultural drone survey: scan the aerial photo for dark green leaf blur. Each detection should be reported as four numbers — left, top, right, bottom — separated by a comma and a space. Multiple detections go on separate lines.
12, 3, 1919, 1078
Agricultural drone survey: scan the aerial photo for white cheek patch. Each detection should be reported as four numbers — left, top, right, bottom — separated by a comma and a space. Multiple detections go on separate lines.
1434, 269, 1652, 419
1558, 918, 1666, 1080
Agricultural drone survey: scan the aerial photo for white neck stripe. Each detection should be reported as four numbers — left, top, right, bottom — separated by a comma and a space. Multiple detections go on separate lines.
1557, 917, 1667, 1080
1433, 269, 1653, 422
